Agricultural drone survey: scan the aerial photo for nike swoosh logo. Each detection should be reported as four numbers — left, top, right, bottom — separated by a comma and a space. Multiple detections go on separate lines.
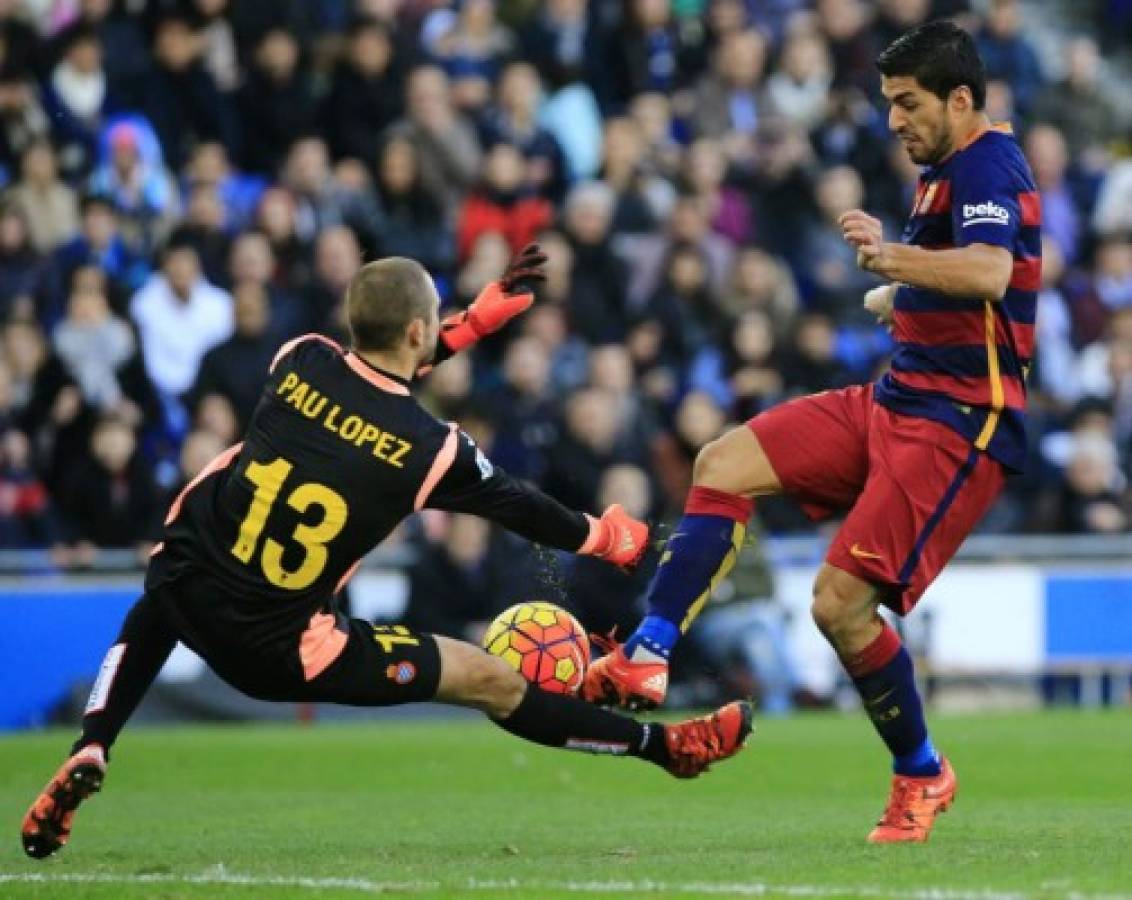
867, 687, 896, 707
850, 543, 885, 561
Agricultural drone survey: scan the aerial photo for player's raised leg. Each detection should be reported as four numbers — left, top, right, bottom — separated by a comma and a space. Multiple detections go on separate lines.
21, 593, 179, 858
810, 565, 954, 843
583, 425, 778, 710
433, 637, 752, 778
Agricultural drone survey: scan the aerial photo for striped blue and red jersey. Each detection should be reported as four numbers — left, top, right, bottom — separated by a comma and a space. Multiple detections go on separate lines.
874, 125, 1041, 472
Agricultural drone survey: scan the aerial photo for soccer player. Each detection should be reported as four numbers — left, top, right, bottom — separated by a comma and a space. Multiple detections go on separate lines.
22, 246, 752, 860
584, 21, 1039, 843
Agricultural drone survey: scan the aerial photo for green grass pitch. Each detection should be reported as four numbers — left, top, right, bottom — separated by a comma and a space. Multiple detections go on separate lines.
1, 710, 1130, 898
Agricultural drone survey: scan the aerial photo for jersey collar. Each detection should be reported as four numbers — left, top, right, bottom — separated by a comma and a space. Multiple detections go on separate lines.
344, 352, 412, 396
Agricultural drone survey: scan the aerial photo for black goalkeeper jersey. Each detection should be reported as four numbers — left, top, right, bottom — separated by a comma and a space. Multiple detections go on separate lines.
147, 334, 590, 633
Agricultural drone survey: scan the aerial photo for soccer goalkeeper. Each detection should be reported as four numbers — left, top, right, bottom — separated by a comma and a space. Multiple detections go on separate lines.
21, 245, 751, 860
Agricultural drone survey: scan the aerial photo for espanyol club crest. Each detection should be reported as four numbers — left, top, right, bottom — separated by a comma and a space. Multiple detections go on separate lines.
387, 661, 417, 685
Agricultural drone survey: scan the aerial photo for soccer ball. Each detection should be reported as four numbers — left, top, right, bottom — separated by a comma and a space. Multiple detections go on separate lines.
482, 601, 590, 694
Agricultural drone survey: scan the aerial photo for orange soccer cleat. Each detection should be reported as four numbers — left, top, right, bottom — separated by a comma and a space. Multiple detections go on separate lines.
21, 744, 107, 859
867, 756, 957, 844
582, 633, 669, 711
662, 700, 753, 778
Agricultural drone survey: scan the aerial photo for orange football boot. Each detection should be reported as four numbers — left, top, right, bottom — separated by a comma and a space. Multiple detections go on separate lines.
867, 756, 957, 843
21, 744, 107, 859
662, 700, 753, 778
582, 633, 668, 710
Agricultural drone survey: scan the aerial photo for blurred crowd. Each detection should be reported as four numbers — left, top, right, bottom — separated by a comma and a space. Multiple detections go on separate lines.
1, 0, 1132, 592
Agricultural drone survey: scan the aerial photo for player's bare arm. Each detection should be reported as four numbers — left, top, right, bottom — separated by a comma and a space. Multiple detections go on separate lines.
839, 210, 1012, 302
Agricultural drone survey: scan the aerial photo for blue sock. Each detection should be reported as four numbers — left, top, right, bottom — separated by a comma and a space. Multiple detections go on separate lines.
624, 487, 752, 660
894, 736, 941, 777
844, 624, 941, 777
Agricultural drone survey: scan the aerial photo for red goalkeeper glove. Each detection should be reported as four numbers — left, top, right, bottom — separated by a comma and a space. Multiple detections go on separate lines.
439, 242, 548, 353
578, 504, 650, 570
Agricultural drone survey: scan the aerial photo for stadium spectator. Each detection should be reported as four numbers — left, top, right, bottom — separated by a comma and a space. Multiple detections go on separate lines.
520, 299, 589, 392
0, 73, 50, 185
587, 343, 657, 466
177, 427, 226, 485
236, 28, 317, 177
480, 62, 569, 203
651, 389, 728, 513
424, 0, 516, 114
177, 183, 231, 287
519, 0, 605, 91
1024, 124, 1081, 266
129, 236, 233, 401
182, 142, 266, 234
764, 30, 835, 130
561, 180, 632, 343
0, 1, 41, 81
302, 225, 362, 339
280, 137, 383, 255
598, 0, 695, 113
543, 385, 638, 512
44, 193, 148, 325
190, 0, 239, 95
690, 308, 785, 422
56, 412, 161, 554
0, 426, 54, 548
404, 513, 530, 643
597, 117, 666, 235
253, 186, 309, 289
486, 334, 559, 482
682, 137, 754, 247
1035, 237, 1077, 410
975, 0, 1044, 117
872, 0, 931, 52
1056, 432, 1129, 534
691, 29, 767, 149
1092, 158, 1132, 240
622, 194, 734, 308
42, 26, 112, 178
192, 391, 240, 447
779, 311, 845, 395
1032, 37, 1122, 163
801, 165, 883, 317
226, 230, 304, 339
0, 202, 38, 313
456, 141, 553, 262
191, 281, 279, 432
52, 265, 154, 430
817, 0, 878, 95
138, 15, 236, 173
642, 242, 728, 373
1064, 237, 1132, 349
373, 135, 455, 275
4, 140, 79, 255
60, 0, 150, 109
324, 17, 403, 166
87, 118, 180, 255
4, 317, 90, 493
386, 65, 483, 216
719, 246, 799, 334
418, 349, 474, 423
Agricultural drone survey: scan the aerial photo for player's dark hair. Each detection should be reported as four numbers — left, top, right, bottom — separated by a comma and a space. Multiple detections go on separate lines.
347, 257, 435, 351
876, 20, 986, 110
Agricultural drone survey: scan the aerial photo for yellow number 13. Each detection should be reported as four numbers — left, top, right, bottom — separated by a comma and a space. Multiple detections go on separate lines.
231, 457, 348, 591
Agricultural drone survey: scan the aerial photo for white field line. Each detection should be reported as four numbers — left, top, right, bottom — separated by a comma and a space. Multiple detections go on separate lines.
1, 871, 1129, 899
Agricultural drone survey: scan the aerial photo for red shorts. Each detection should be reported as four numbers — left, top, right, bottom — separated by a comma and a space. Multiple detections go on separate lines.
749, 385, 1005, 614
